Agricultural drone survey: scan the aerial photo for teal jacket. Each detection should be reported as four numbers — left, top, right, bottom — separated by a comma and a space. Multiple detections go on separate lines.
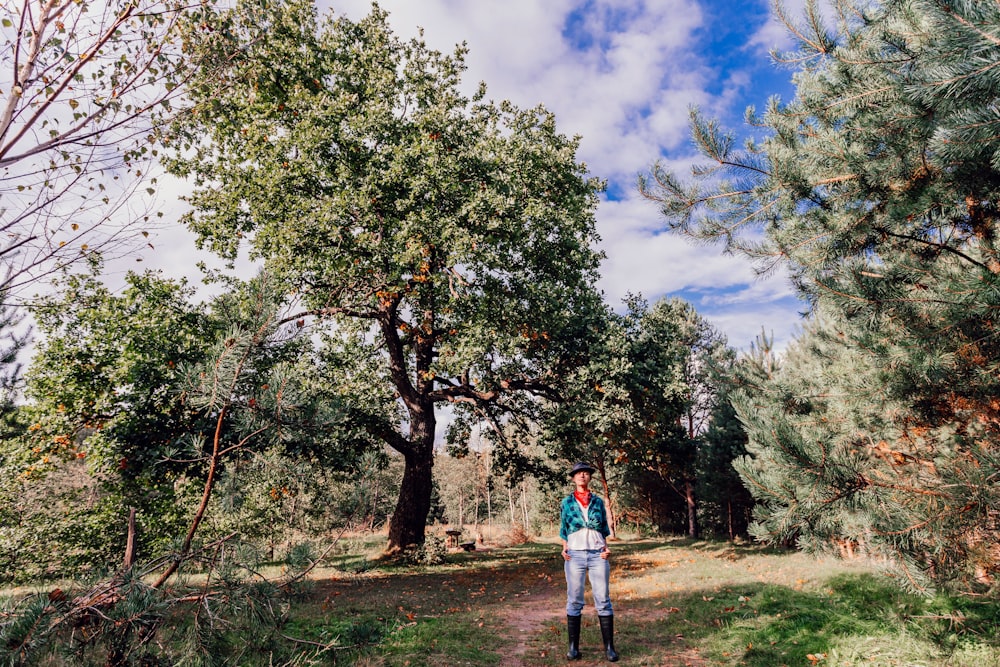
559, 494, 611, 541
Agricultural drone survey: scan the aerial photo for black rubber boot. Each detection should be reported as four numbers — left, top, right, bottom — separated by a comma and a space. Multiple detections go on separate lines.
598, 615, 619, 662
566, 614, 582, 660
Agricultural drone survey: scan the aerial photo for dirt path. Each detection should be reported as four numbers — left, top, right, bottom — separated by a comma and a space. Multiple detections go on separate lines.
494, 554, 709, 667
498, 585, 564, 665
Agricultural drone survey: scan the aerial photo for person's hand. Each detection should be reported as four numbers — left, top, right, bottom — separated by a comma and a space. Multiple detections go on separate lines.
600, 547, 610, 560
562, 548, 571, 561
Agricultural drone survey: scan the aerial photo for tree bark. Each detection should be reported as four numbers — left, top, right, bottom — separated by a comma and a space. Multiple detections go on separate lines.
386, 409, 436, 552
153, 406, 229, 589
596, 463, 617, 539
685, 478, 699, 538
123, 507, 137, 569
728, 499, 734, 541
508, 484, 516, 525
521, 480, 529, 526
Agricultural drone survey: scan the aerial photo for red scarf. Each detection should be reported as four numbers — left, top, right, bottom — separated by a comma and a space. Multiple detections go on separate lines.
574, 490, 591, 507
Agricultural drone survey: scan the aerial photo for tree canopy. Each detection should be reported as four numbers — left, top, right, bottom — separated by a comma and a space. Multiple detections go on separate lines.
0, 0, 230, 293
168, 0, 606, 551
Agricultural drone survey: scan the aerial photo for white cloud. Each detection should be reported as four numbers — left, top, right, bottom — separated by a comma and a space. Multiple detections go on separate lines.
329, 0, 708, 181
699, 275, 797, 308
130, 1, 802, 351
748, 13, 796, 55
702, 300, 804, 352
596, 192, 754, 296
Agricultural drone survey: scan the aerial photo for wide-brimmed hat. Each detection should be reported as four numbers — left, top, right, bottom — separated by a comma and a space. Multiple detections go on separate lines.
568, 461, 596, 477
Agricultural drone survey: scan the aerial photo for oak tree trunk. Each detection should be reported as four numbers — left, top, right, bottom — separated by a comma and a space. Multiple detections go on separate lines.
386, 410, 436, 552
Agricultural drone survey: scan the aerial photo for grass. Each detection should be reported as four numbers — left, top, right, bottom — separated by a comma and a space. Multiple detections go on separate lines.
513, 539, 1000, 666
4, 536, 1000, 665
283, 541, 558, 666
276, 537, 1000, 666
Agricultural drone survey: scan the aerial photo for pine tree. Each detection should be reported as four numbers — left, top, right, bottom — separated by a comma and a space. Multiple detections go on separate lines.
643, 0, 1000, 591
0, 295, 26, 435
698, 377, 753, 540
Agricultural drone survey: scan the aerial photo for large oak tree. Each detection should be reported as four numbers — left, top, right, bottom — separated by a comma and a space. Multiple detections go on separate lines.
167, 1, 605, 551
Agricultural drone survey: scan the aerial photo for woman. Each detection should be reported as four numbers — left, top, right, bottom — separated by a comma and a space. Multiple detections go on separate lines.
559, 461, 618, 662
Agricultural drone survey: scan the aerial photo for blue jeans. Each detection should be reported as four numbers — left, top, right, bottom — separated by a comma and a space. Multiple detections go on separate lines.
565, 549, 613, 616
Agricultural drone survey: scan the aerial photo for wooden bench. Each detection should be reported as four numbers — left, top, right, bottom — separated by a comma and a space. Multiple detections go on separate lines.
458, 541, 476, 552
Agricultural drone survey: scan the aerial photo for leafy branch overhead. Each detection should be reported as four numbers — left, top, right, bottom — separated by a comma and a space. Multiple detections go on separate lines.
0, 0, 232, 294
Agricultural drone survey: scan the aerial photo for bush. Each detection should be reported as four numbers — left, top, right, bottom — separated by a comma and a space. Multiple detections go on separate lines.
408, 536, 448, 566
505, 523, 531, 546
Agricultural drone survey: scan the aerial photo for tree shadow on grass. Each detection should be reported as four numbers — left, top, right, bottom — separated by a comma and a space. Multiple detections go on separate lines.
288, 542, 566, 665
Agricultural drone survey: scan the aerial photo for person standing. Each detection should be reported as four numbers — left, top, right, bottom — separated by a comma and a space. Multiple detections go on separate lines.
559, 461, 618, 662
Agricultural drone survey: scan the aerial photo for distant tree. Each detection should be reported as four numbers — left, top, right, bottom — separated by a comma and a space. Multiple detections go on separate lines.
697, 397, 752, 538
540, 303, 641, 537
545, 296, 732, 538
0, 0, 227, 294
622, 298, 732, 537
167, 1, 605, 552
659, 298, 732, 537
696, 336, 763, 540
643, 0, 1000, 590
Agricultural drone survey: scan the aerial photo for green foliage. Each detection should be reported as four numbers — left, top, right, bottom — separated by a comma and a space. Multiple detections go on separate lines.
406, 535, 448, 566
542, 295, 741, 537
1, 272, 212, 579
729, 312, 1000, 592
644, 0, 1000, 592
0, 563, 311, 665
1, 270, 361, 582
168, 0, 606, 550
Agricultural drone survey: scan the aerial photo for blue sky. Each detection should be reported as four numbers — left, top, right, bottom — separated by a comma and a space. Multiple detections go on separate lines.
328, 0, 807, 349
142, 0, 812, 350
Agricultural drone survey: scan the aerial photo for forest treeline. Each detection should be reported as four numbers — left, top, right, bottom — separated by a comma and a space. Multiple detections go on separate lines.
2, 0, 1000, 662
